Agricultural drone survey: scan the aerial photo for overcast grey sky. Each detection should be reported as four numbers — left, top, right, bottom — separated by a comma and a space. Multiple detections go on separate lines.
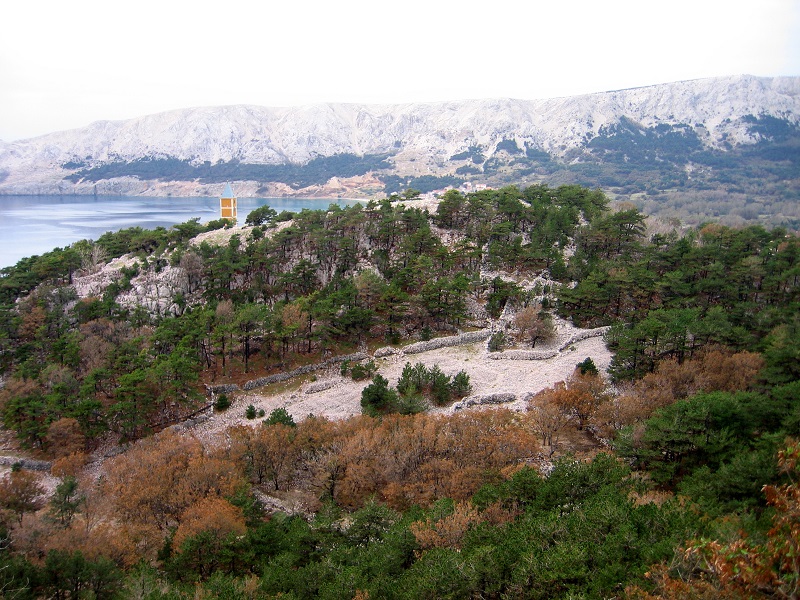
2, 0, 798, 141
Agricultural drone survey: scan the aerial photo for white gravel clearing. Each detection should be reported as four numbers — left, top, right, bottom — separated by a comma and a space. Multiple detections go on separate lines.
189, 323, 612, 443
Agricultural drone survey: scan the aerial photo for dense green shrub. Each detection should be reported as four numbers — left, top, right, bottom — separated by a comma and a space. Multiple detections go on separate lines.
264, 407, 295, 427
360, 374, 400, 416
350, 360, 377, 381
213, 394, 231, 411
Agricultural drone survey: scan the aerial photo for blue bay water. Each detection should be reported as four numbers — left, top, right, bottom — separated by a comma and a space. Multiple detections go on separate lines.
0, 195, 361, 269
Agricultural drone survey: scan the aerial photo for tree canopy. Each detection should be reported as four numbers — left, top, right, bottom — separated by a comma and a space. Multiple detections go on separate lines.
0, 182, 799, 598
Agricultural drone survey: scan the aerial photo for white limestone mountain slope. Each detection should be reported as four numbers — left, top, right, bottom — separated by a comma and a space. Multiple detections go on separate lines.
0, 75, 798, 196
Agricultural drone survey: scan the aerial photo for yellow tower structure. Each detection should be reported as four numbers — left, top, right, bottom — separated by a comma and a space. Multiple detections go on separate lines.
220, 182, 238, 222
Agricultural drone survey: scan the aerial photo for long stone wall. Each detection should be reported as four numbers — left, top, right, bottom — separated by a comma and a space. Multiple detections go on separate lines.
558, 326, 610, 350
453, 393, 517, 411
304, 380, 337, 395
401, 330, 491, 355
488, 349, 560, 361
242, 352, 368, 391
489, 326, 610, 361
209, 326, 609, 395
0, 456, 52, 472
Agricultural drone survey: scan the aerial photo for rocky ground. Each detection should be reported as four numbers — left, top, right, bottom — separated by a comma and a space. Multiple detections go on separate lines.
187, 319, 612, 446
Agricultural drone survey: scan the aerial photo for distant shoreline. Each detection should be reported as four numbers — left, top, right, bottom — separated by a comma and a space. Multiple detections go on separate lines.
0, 193, 362, 200
0, 195, 365, 268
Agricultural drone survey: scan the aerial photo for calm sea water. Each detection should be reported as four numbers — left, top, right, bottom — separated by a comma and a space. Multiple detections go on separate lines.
0, 195, 361, 269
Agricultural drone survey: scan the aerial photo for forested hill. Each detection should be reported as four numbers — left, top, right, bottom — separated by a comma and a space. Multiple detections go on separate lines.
0, 184, 799, 598
2, 75, 799, 227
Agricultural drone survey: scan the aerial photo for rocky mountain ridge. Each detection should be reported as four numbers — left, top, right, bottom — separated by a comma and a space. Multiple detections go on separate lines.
0, 75, 798, 201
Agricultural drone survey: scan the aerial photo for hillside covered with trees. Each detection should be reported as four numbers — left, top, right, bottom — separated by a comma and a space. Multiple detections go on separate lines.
0, 184, 799, 598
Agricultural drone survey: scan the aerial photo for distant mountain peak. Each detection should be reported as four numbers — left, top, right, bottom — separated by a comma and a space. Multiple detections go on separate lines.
0, 75, 798, 225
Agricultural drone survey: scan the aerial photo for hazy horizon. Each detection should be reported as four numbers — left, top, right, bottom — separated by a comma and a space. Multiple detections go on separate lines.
2, 0, 798, 142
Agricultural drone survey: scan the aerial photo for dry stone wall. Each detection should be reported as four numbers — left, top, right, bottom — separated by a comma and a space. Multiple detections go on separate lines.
489, 326, 610, 361
489, 349, 560, 361
303, 380, 337, 394
0, 456, 51, 472
242, 352, 368, 391
401, 330, 491, 355
453, 393, 517, 411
